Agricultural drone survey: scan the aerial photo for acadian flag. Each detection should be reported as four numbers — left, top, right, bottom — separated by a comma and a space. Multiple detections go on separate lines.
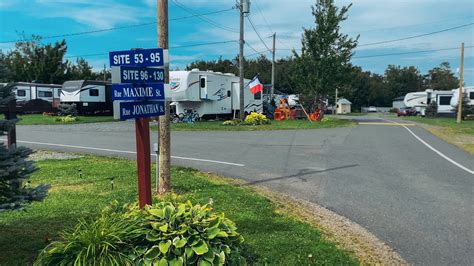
249, 76, 263, 94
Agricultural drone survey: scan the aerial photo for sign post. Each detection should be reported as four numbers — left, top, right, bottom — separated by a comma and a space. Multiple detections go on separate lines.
109, 47, 167, 208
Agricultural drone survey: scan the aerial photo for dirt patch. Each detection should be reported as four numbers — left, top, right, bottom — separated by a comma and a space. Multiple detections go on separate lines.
28, 150, 83, 161
202, 172, 407, 265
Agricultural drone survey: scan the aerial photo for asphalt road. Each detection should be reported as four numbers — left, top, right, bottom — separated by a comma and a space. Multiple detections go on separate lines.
4, 115, 473, 265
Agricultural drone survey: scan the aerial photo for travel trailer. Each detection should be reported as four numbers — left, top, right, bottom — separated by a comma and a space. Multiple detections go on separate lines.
450, 86, 474, 107
169, 70, 263, 118
60, 80, 112, 114
403, 89, 453, 116
9, 82, 61, 107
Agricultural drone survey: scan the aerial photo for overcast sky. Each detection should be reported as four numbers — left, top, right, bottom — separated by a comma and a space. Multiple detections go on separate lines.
0, 0, 473, 84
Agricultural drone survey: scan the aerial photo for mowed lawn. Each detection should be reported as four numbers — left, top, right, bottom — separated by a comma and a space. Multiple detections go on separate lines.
402, 116, 474, 154
166, 118, 353, 131
0, 156, 357, 265
12, 114, 116, 125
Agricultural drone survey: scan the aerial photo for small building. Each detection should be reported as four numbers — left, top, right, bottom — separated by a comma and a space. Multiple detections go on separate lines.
392, 96, 405, 109
336, 98, 352, 114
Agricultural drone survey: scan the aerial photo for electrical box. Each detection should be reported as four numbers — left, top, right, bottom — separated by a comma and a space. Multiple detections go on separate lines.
242, 0, 250, 13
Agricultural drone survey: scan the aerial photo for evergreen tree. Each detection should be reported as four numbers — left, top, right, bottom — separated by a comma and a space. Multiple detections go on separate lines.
0, 84, 49, 211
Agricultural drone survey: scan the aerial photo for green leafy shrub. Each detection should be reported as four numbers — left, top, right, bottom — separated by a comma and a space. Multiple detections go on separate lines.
55, 115, 79, 123
243, 112, 270, 126
35, 200, 246, 265
131, 201, 245, 265
389, 108, 399, 113
35, 206, 145, 265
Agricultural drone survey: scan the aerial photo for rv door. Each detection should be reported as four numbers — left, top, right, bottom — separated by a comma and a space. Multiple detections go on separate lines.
199, 75, 207, 100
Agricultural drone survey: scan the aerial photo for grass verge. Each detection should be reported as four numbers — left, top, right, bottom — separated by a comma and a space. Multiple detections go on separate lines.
0, 155, 357, 265
158, 118, 353, 131
402, 116, 474, 154
12, 114, 116, 125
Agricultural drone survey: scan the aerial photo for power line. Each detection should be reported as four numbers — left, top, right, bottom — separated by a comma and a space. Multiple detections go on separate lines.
353, 45, 473, 59
245, 42, 268, 57
171, 0, 238, 33
64, 40, 238, 59
358, 22, 474, 47
0, 8, 235, 44
247, 15, 272, 52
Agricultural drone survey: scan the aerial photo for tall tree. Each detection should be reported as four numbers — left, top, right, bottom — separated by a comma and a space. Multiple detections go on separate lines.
425, 62, 459, 90
384, 65, 423, 99
5, 36, 69, 84
293, 0, 358, 107
66, 58, 97, 80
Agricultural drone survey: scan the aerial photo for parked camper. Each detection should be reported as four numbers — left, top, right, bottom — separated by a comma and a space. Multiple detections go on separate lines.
9, 82, 61, 106
170, 70, 262, 118
60, 80, 112, 114
451, 86, 474, 107
403, 89, 453, 116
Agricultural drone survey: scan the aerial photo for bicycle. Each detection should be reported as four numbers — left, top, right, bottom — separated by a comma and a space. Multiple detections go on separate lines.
172, 110, 200, 124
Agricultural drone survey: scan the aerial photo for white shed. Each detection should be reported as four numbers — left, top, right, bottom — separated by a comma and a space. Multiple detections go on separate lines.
336, 98, 352, 114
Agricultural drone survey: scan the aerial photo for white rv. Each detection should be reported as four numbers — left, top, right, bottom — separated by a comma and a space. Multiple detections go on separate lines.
403, 89, 453, 116
60, 80, 112, 114
450, 86, 474, 107
170, 70, 263, 118
9, 82, 61, 107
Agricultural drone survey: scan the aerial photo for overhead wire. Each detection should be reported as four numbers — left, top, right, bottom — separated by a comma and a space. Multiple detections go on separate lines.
246, 15, 272, 53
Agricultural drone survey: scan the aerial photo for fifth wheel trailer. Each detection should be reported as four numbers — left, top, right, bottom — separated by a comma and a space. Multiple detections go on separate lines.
60, 80, 112, 114
169, 70, 263, 118
403, 89, 454, 116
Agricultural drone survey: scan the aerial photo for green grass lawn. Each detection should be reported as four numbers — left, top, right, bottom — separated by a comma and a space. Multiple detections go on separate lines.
0, 156, 356, 265
13, 114, 116, 125
401, 116, 474, 154
161, 118, 353, 131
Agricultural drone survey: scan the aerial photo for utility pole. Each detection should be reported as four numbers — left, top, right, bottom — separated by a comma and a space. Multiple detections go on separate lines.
457, 42, 464, 123
157, 0, 171, 193
271, 32, 276, 101
335, 88, 338, 114
239, 0, 249, 120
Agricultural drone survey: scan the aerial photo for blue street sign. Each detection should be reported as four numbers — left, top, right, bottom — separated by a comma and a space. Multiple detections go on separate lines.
109, 48, 166, 67
119, 101, 165, 120
112, 83, 165, 101
117, 66, 165, 84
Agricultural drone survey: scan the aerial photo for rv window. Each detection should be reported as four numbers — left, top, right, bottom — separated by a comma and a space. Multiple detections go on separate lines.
38, 91, 53, 97
17, 90, 26, 97
89, 89, 99, 96
57, 89, 61, 97
438, 96, 451, 106
200, 78, 206, 88
254, 91, 261, 100
227, 90, 231, 97
470, 92, 474, 100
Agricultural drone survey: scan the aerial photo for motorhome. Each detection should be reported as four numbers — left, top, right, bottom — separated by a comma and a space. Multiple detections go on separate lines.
403, 89, 453, 116
9, 82, 61, 107
169, 70, 263, 118
60, 80, 112, 114
450, 86, 474, 107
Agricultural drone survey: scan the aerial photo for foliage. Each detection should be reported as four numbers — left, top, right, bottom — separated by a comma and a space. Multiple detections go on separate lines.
452, 93, 474, 120
55, 115, 79, 123
132, 201, 245, 265
36, 200, 245, 265
425, 62, 459, 91
0, 84, 50, 211
35, 207, 145, 265
292, 0, 358, 104
243, 112, 270, 125
58, 103, 78, 116
1, 36, 110, 83
384, 65, 424, 100
389, 108, 399, 113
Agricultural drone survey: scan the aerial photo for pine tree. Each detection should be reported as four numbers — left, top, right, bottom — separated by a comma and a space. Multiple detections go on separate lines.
0, 84, 49, 211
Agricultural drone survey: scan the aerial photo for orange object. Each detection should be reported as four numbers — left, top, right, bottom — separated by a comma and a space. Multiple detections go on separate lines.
309, 109, 324, 121
274, 98, 292, 121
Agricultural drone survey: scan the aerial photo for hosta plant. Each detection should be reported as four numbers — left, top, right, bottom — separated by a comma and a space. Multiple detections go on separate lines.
129, 201, 245, 265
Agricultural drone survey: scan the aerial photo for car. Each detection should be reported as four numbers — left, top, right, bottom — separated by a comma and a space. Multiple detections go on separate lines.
397, 107, 417, 117
368, 106, 377, 112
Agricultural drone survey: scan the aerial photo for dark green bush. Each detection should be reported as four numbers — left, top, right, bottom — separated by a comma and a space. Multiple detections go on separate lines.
35, 200, 246, 265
